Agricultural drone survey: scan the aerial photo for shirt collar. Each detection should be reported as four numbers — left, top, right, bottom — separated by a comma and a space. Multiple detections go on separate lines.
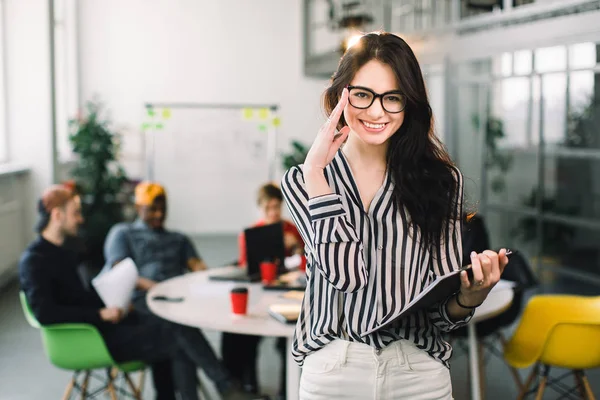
329, 149, 394, 213
132, 218, 165, 232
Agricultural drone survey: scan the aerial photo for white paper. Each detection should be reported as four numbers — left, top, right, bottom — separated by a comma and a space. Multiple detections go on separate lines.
284, 254, 302, 270
92, 257, 139, 310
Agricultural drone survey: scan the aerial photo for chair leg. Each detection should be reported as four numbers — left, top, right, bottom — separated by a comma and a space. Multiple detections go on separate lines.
62, 371, 78, 400
518, 364, 539, 400
535, 365, 550, 400
499, 332, 524, 391
137, 370, 146, 393
124, 373, 142, 400
579, 371, 596, 400
574, 370, 586, 399
478, 340, 486, 400
80, 371, 91, 400
106, 370, 118, 400
198, 375, 212, 400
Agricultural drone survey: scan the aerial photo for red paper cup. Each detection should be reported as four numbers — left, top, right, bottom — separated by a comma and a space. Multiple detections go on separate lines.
230, 287, 248, 315
299, 255, 307, 272
260, 262, 277, 284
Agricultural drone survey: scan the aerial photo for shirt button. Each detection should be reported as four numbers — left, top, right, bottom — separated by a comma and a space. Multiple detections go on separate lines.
375, 349, 382, 355
377, 245, 383, 250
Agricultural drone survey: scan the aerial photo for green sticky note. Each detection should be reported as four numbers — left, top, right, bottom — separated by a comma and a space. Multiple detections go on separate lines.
141, 122, 152, 131
155, 122, 164, 130
258, 124, 267, 132
242, 108, 253, 120
147, 108, 156, 117
162, 108, 171, 119
272, 117, 281, 127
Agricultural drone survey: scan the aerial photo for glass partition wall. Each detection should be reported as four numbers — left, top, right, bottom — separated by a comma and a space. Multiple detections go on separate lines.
451, 42, 600, 281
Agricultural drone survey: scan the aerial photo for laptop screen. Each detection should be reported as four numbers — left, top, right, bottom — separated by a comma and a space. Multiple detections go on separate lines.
244, 222, 285, 277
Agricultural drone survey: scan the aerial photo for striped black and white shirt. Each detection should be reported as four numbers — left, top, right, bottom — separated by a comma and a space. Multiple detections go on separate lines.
281, 149, 473, 367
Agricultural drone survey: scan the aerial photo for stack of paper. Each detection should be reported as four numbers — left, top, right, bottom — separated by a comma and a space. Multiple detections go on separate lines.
92, 258, 139, 310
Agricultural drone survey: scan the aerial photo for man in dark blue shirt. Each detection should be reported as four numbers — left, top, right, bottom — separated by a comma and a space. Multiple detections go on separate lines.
103, 182, 229, 398
19, 184, 261, 400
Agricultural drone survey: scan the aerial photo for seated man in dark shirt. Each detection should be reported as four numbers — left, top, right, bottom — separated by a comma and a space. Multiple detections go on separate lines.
103, 182, 234, 399
18, 184, 261, 400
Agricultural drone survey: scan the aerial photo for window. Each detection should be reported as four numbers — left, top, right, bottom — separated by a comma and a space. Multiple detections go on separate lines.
454, 41, 600, 277
53, 0, 79, 161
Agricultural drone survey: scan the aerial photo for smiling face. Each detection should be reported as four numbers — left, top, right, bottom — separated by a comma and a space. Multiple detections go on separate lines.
343, 60, 405, 148
138, 196, 167, 230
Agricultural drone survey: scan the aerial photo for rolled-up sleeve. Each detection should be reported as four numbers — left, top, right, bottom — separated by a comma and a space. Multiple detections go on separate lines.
427, 294, 473, 332
282, 166, 368, 293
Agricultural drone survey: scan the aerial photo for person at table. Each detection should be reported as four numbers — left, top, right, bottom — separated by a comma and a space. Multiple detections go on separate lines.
281, 32, 510, 399
104, 182, 264, 400
237, 182, 305, 268
19, 184, 259, 400
222, 182, 305, 397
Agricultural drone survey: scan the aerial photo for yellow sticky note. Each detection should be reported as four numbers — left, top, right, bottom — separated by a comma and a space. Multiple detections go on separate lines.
242, 108, 253, 120
272, 117, 281, 127
162, 108, 171, 119
258, 108, 269, 120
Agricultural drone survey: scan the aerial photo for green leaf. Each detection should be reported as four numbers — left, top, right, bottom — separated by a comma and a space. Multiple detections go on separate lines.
67, 98, 130, 269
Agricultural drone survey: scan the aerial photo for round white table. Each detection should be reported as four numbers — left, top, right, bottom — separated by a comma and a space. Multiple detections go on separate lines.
148, 268, 514, 400
468, 280, 515, 400
147, 267, 300, 400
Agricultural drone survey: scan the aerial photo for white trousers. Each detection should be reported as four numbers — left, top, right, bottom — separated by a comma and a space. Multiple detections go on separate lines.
299, 339, 453, 400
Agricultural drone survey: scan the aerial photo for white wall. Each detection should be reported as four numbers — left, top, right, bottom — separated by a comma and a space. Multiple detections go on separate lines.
78, 0, 328, 233
0, 0, 55, 283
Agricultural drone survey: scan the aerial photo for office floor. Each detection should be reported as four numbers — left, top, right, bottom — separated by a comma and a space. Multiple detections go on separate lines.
1, 234, 599, 399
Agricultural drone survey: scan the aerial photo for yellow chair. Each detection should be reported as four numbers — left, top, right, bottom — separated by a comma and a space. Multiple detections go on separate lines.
504, 295, 600, 399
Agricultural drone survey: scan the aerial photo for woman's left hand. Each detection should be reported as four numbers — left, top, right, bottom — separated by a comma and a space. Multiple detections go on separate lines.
458, 249, 510, 306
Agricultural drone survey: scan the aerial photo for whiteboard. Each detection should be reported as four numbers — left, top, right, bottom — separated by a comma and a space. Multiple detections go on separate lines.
146, 106, 277, 234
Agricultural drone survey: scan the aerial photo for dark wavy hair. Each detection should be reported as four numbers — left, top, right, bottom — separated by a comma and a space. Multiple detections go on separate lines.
323, 32, 461, 248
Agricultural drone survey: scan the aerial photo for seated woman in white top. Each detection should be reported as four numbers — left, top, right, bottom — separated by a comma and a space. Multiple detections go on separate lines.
281, 32, 510, 400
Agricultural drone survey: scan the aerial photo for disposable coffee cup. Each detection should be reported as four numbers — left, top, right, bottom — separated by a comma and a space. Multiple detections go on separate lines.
230, 287, 249, 315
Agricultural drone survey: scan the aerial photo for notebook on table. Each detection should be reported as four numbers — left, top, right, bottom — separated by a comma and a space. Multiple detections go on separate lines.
268, 303, 301, 324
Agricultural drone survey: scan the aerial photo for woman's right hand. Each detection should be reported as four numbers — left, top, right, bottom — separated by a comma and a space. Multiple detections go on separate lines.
304, 88, 351, 174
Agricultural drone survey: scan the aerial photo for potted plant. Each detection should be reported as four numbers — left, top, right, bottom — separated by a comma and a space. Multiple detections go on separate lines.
471, 115, 514, 194
68, 99, 129, 271
281, 140, 310, 171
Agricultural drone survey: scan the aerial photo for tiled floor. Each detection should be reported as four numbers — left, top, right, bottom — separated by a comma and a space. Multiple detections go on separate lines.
1, 234, 599, 399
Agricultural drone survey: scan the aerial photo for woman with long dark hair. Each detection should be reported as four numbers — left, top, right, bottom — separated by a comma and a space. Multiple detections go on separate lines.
281, 32, 509, 399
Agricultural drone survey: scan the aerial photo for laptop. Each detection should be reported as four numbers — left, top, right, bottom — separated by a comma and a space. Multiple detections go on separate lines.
209, 222, 286, 282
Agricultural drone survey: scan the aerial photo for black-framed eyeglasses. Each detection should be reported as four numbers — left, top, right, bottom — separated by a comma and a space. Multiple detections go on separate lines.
347, 85, 406, 113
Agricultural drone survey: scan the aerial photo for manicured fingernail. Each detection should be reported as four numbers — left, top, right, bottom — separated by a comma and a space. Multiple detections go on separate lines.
470, 251, 476, 258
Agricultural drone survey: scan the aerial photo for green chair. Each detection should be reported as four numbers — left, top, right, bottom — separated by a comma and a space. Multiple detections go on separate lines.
19, 291, 146, 399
